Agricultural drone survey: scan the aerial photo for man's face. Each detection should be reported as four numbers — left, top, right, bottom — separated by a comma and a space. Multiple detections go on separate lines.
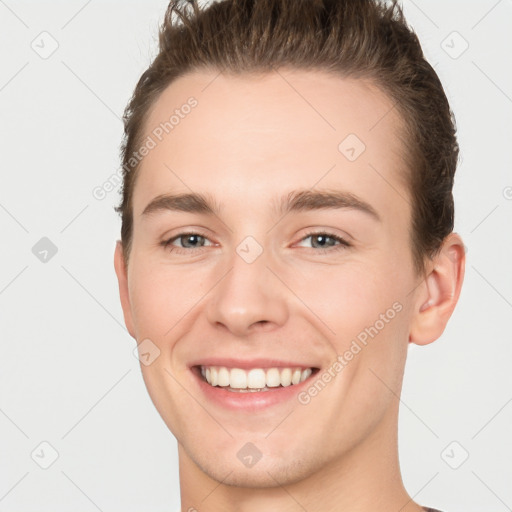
117, 70, 423, 487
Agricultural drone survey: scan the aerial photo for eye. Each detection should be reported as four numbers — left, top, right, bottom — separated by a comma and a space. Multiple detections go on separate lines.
161, 232, 213, 253
160, 230, 351, 255
296, 231, 351, 252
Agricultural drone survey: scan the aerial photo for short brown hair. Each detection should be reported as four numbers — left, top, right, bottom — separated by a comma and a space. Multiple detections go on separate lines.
116, 0, 459, 273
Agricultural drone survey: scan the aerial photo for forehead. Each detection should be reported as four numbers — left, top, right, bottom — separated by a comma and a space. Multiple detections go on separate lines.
133, 69, 410, 221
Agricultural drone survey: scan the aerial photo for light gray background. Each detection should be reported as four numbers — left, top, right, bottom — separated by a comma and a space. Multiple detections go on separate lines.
0, 0, 511, 510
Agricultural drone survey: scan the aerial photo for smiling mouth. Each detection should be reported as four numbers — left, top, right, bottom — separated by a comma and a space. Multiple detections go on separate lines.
194, 365, 319, 393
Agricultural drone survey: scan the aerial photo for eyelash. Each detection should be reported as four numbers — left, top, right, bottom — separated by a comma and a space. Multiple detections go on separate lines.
160, 230, 351, 255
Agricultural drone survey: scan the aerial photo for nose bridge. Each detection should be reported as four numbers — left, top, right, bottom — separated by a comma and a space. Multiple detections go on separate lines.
206, 236, 288, 334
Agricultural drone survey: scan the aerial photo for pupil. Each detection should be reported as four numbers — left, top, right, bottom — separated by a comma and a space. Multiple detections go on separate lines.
185, 235, 200, 247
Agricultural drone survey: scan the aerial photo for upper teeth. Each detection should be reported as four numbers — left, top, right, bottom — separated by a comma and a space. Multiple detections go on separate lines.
201, 366, 313, 389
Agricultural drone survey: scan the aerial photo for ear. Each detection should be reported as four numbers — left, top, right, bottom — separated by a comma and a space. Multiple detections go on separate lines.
409, 233, 465, 345
114, 241, 136, 339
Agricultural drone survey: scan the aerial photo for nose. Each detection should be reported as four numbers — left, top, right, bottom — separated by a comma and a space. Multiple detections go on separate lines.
205, 247, 289, 337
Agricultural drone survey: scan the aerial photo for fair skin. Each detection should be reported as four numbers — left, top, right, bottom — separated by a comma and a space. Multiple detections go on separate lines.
114, 69, 465, 512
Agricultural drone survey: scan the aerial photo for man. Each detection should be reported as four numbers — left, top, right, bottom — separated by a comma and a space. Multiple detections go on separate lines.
114, 0, 465, 510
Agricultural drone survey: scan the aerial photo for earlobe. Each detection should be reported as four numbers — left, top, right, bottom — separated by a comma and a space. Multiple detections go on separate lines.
409, 233, 466, 345
114, 241, 136, 339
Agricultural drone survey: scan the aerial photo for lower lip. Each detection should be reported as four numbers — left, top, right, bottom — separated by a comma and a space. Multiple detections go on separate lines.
192, 367, 318, 411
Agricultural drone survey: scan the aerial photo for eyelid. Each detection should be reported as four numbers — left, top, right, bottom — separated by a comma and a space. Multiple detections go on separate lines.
160, 225, 212, 243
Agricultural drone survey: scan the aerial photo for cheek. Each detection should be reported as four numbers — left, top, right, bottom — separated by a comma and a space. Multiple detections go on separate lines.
291, 259, 411, 397
127, 259, 208, 341
297, 264, 410, 423
292, 260, 406, 337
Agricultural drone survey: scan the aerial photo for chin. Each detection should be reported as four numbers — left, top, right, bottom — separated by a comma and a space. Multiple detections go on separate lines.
191, 447, 319, 489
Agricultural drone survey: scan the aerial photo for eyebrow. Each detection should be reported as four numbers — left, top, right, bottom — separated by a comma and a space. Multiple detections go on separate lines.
141, 189, 380, 221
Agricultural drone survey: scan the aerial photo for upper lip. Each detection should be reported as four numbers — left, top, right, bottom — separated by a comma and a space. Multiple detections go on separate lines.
189, 358, 319, 370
